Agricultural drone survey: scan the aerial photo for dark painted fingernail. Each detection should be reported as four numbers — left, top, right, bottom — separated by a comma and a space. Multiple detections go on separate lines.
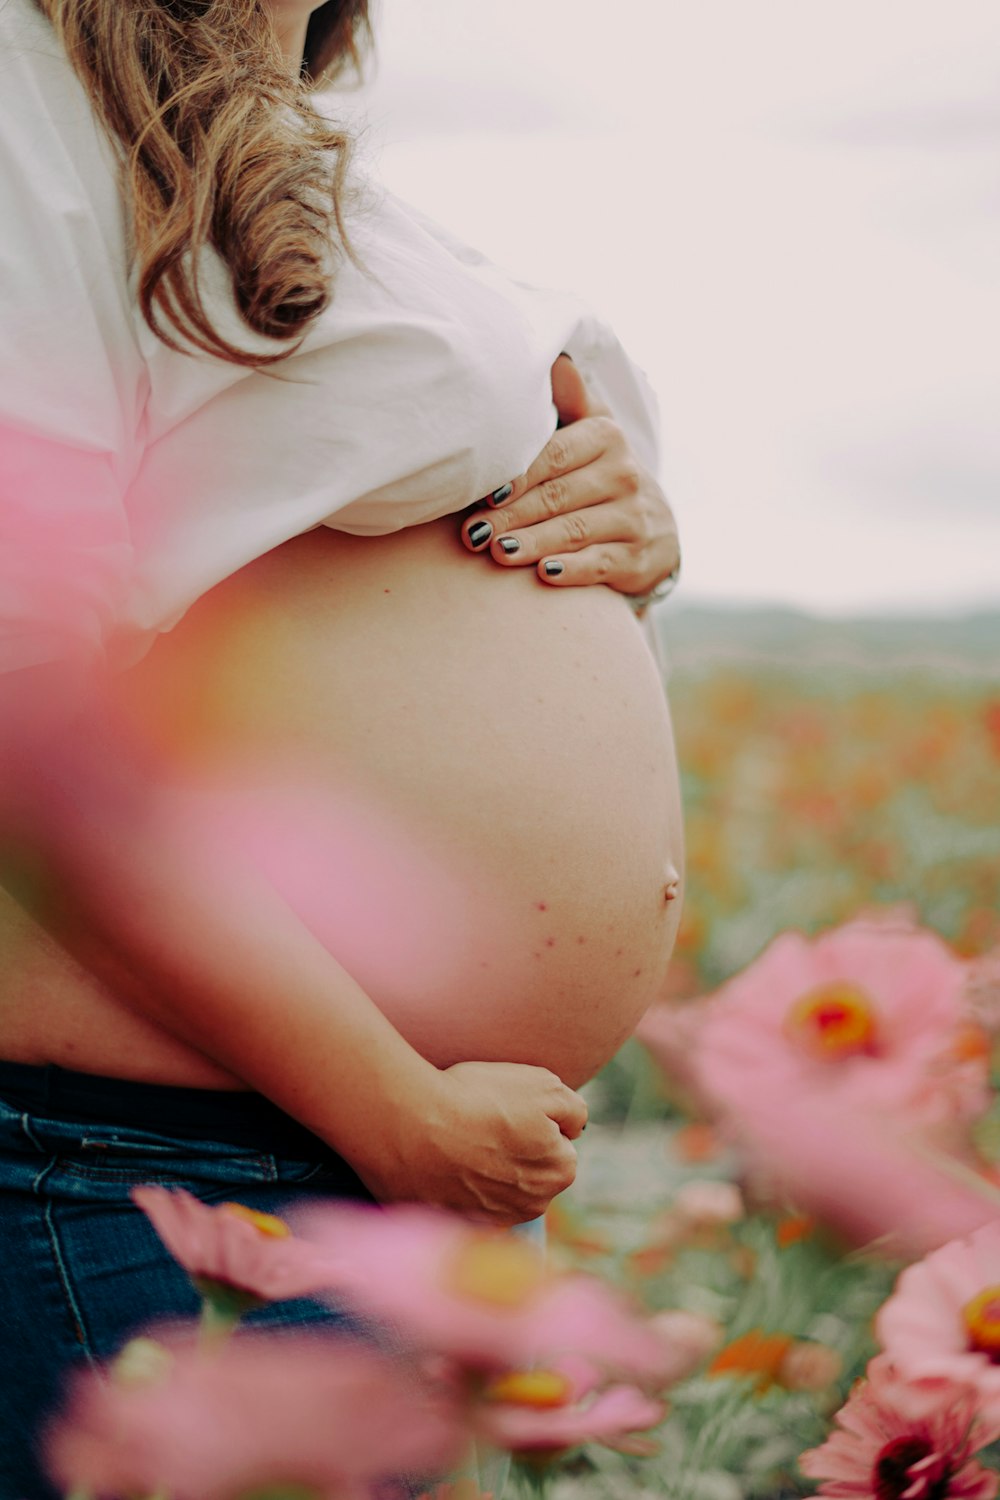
543, 559, 564, 577
490, 482, 514, 507
499, 537, 521, 555
468, 521, 493, 549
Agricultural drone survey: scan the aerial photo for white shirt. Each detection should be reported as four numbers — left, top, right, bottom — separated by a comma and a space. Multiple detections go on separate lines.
0, 0, 660, 675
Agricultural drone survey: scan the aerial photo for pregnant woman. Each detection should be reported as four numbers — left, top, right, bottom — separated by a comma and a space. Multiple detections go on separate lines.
0, 0, 683, 1491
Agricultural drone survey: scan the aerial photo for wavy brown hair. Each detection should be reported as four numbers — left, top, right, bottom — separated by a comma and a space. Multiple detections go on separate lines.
36, 1, 371, 365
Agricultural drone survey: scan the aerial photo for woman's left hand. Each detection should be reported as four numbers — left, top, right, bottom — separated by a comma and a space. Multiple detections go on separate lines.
461, 355, 680, 599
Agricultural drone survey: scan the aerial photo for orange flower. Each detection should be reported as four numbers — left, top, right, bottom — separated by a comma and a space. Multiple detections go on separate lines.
776, 1213, 815, 1249
708, 1330, 794, 1392
672, 1123, 723, 1164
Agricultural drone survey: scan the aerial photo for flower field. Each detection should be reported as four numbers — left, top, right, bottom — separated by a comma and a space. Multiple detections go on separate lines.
549, 611, 1000, 1498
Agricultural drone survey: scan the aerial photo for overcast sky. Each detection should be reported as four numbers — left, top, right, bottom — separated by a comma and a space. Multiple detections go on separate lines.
334, 1, 1000, 616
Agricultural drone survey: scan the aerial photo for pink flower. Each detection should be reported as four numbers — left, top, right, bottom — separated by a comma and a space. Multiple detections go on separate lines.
780, 1341, 843, 1393
132, 1185, 338, 1304
696, 920, 986, 1132
474, 1357, 664, 1458
877, 1221, 1000, 1408
46, 1327, 462, 1500
672, 1180, 745, 1227
799, 1354, 1000, 1500
711, 1078, 1000, 1259
635, 998, 713, 1106
647, 1310, 723, 1381
297, 1204, 670, 1382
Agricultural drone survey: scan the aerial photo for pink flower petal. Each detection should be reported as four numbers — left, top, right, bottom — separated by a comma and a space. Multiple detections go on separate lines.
133, 1186, 337, 1303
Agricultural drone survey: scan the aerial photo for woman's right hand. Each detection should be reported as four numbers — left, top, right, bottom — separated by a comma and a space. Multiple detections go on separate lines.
353, 1060, 588, 1227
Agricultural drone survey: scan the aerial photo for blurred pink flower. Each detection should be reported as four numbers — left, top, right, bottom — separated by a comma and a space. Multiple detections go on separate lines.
672, 1180, 744, 1227
647, 1310, 723, 1380
297, 1204, 670, 1383
712, 1079, 1000, 1258
475, 1357, 664, 1458
799, 1354, 1000, 1500
635, 998, 712, 1105
46, 1328, 462, 1500
696, 920, 986, 1132
877, 1221, 1000, 1409
779, 1341, 843, 1393
133, 1185, 337, 1304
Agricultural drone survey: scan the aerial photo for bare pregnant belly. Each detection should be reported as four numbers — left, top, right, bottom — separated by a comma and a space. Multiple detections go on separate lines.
0, 520, 682, 1089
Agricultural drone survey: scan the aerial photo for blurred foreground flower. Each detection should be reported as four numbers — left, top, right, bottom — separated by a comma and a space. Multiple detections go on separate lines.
476, 1356, 664, 1460
799, 1353, 1000, 1500
878, 1221, 1000, 1411
298, 1204, 672, 1384
133, 1185, 336, 1315
710, 1081, 1000, 1258
46, 1327, 462, 1500
696, 919, 987, 1134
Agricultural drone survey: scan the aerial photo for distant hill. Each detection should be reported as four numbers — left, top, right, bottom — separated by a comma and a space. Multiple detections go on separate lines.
655, 603, 1000, 680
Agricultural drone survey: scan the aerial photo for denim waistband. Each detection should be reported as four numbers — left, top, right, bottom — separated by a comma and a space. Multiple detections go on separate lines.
0, 1059, 330, 1157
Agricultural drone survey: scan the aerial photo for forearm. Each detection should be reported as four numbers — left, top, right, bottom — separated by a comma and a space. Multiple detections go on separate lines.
55, 804, 435, 1159
2, 689, 433, 1165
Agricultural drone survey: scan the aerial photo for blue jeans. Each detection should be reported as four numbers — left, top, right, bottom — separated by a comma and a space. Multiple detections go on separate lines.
0, 1061, 379, 1500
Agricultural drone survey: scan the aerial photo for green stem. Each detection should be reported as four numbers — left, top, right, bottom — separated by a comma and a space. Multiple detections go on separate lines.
198, 1295, 241, 1348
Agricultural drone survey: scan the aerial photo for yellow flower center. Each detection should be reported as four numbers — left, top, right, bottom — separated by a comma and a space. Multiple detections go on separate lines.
111, 1336, 174, 1390
486, 1370, 573, 1408
446, 1234, 547, 1309
963, 1287, 1000, 1358
220, 1203, 291, 1239
784, 982, 879, 1059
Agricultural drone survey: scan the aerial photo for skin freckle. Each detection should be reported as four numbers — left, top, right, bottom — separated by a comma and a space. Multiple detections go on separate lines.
614, 947, 623, 958
535, 901, 548, 912
632, 968, 642, 979
544, 936, 556, 948
576, 935, 586, 945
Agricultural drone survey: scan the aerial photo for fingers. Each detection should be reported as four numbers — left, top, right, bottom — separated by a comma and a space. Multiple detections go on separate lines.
462, 451, 638, 560
483, 500, 647, 581
535, 541, 654, 593
463, 415, 617, 544
515, 414, 624, 506
546, 1082, 589, 1140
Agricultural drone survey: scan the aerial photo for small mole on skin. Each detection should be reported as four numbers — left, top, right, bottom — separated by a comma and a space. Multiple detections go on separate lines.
535, 901, 548, 912
632, 968, 643, 979
479, 961, 491, 969
614, 947, 623, 958
532, 951, 542, 961
576, 935, 587, 945
383, 588, 391, 594
545, 936, 556, 948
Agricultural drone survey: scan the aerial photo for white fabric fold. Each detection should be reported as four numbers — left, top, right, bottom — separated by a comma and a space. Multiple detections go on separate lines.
1, 0, 663, 674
